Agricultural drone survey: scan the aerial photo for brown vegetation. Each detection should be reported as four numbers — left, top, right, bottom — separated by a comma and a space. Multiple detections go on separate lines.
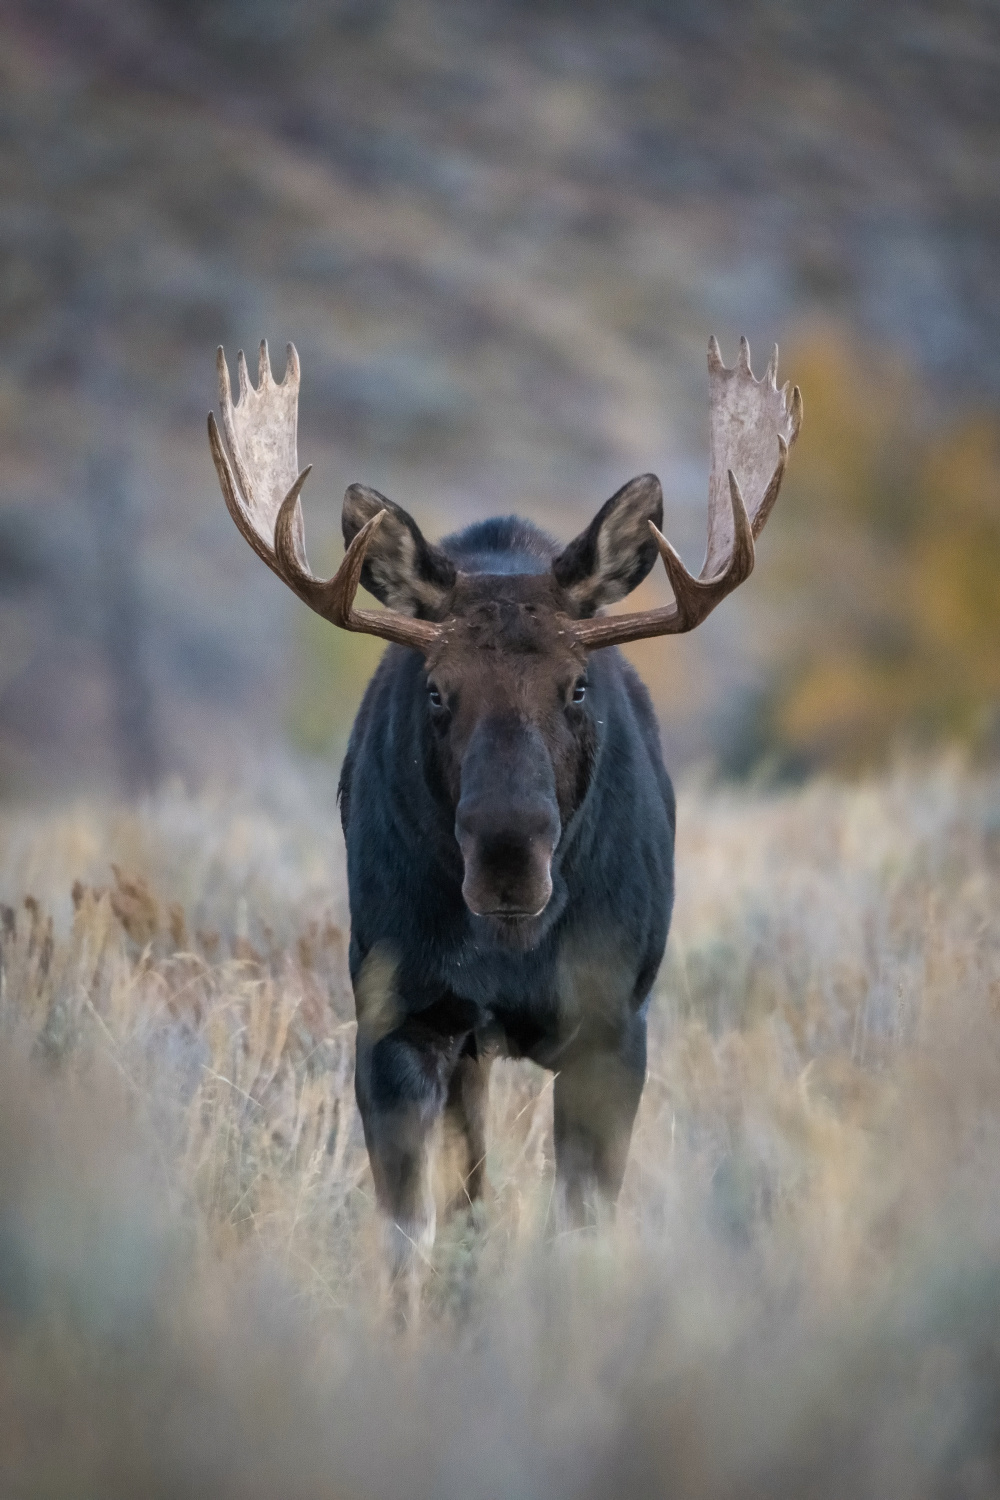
2, 759, 1000, 1494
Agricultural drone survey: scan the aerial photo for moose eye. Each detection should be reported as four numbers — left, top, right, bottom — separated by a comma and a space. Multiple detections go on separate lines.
427, 682, 444, 711
571, 678, 587, 705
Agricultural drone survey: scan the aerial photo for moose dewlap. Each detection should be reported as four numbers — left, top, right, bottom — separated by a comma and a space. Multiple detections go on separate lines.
208, 335, 801, 1296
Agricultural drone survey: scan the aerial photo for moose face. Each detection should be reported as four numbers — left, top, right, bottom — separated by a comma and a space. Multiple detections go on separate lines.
422, 573, 594, 930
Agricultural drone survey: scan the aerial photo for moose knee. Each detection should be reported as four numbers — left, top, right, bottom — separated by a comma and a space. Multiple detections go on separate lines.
355, 1027, 452, 1224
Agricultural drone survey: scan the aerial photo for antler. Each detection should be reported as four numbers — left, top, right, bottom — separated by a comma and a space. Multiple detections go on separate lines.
208, 342, 440, 650
573, 336, 802, 649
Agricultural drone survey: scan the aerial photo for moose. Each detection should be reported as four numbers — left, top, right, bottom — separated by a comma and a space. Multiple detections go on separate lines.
209, 336, 800, 1291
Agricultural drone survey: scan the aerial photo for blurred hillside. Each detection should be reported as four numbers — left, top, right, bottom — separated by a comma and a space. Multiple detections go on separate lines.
1, 0, 998, 793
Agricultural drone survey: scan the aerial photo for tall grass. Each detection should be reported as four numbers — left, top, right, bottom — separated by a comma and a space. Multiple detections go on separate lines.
1, 757, 999, 1496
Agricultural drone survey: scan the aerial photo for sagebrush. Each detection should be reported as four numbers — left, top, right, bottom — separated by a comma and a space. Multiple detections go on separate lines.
1, 758, 999, 1497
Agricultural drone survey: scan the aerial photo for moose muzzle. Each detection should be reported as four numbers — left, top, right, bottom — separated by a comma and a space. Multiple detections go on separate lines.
455, 717, 561, 920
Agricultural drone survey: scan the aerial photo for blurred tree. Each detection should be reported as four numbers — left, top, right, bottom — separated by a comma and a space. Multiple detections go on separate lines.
288, 579, 387, 759
743, 324, 1000, 774
86, 448, 162, 793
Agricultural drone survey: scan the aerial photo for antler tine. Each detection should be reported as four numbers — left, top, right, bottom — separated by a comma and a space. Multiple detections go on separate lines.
258, 338, 272, 387
571, 336, 800, 651
274, 502, 441, 649
209, 342, 441, 652
573, 467, 755, 649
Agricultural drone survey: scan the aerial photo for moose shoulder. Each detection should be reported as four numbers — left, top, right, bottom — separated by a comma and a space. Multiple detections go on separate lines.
208, 336, 801, 1296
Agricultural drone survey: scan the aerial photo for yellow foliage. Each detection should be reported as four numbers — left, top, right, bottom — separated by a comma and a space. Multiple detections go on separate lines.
760, 324, 1000, 770
911, 418, 1000, 679
775, 654, 923, 770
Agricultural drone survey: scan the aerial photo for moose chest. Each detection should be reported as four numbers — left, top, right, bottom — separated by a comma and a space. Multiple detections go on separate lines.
440, 931, 575, 1065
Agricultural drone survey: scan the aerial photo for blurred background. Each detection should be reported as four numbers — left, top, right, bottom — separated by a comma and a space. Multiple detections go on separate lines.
1, 0, 998, 798
3, 12, 1000, 1489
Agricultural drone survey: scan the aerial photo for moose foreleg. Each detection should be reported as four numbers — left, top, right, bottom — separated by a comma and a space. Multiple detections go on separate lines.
354, 1023, 455, 1310
552, 1027, 646, 1232
443, 1041, 492, 1213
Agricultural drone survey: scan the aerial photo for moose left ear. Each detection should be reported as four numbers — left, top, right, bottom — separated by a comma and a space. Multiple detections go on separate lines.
552, 473, 664, 616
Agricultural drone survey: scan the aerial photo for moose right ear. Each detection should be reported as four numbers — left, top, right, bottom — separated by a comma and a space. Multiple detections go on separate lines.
342, 485, 457, 619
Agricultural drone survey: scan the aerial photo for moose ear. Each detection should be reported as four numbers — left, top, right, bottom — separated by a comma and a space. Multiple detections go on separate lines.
342, 485, 457, 618
552, 474, 664, 616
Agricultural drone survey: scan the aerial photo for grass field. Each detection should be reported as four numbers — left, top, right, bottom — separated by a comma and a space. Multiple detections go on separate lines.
1, 757, 999, 1497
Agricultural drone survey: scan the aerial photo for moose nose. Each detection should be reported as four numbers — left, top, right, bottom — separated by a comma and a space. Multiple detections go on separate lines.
455, 718, 561, 919
456, 804, 559, 917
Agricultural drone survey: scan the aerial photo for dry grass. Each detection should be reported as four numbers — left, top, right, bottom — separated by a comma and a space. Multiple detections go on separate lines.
1, 757, 1000, 1496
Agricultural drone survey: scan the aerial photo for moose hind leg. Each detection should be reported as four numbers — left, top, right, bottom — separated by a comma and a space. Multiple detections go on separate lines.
355, 1024, 454, 1297
552, 1028, 646, 1231
443, 1040, 492, 1213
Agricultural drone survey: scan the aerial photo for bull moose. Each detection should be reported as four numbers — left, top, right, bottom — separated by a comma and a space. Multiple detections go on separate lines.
208, 336, 801, 1291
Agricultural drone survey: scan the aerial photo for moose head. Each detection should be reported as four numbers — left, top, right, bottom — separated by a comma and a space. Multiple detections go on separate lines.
209, 338, 800, 941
